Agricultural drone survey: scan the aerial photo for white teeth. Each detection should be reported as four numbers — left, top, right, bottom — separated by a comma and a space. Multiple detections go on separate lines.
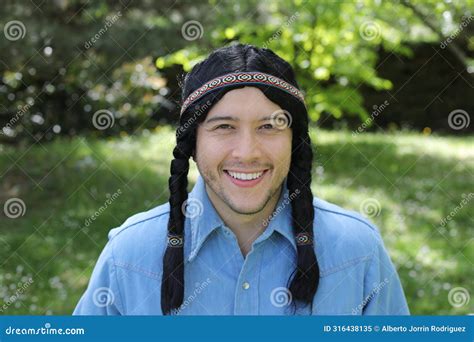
227, 170, 264, 181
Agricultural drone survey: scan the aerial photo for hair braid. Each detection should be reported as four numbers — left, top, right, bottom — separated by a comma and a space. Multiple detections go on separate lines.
161, 128, 195, 315
287, 132, 320, 307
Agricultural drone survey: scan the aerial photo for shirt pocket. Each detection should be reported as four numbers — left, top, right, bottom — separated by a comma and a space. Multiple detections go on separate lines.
114, 262, 163, 315
312, 260, 367, 315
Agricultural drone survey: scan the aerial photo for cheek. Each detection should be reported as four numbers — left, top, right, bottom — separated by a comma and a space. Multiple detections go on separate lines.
281, 147, 293, 172
267, 135, 292, 167
195, 134, 226, 169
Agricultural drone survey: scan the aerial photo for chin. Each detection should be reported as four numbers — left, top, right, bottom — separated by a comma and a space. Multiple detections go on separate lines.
228, 200, 267, 215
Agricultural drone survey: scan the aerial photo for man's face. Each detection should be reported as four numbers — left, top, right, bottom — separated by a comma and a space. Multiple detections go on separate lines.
195, 86, 292, 215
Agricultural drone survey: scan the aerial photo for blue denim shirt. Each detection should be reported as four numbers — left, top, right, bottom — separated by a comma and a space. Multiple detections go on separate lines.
73, 175, 409, 315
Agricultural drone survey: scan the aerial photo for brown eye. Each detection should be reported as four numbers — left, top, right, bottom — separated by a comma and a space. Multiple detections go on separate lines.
215, 124, 233, 130
260, 124, 274, 130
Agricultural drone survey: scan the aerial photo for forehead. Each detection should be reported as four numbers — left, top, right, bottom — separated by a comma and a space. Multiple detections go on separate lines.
205, 86, 281, 121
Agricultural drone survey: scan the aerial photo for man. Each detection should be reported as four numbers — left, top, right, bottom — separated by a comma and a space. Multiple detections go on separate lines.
74, 44, 409, 315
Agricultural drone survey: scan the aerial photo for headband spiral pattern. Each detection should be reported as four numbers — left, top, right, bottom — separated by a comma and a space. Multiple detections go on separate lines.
180, 71, 305, 115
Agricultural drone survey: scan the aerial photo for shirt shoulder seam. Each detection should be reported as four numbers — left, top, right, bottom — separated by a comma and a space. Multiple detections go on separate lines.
110, 209, 171, 240
313, 204, 377, 232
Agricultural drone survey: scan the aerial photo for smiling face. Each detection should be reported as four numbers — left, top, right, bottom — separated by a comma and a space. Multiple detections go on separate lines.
195, 86, 292, 216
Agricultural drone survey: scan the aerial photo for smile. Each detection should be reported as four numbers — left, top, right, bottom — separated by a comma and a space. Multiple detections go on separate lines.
226, 170, 264, 180
223, 169, 269, 188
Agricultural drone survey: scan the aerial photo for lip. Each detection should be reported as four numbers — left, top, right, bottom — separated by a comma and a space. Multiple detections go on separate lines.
223, 169, 269, 188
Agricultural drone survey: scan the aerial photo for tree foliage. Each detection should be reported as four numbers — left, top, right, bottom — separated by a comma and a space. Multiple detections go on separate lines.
0, 0, 472, 142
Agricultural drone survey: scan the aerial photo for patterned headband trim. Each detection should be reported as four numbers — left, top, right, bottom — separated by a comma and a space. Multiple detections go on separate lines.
180, 71, 305, 115
295, 232, 313, 246
167, 234, 184, 248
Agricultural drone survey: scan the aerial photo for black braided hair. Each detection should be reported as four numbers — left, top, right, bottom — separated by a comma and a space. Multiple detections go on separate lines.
161, 43, 320, 314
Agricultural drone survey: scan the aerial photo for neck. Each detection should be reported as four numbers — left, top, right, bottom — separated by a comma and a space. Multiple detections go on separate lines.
206, 185, 282, 258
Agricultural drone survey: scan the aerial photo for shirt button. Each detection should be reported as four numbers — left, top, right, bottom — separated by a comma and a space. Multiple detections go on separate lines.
242, 282, 250, 290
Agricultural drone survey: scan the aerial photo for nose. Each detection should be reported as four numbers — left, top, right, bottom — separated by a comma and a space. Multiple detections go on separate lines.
230, 128, 263, 163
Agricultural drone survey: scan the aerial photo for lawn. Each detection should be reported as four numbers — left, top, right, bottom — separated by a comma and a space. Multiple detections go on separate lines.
0, 126, 472, 315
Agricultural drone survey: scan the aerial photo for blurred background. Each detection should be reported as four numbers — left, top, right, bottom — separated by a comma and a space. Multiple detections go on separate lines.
0, 0, 472, 315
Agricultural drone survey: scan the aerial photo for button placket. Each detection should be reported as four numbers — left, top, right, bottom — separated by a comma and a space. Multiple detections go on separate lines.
233, 246, 262, 315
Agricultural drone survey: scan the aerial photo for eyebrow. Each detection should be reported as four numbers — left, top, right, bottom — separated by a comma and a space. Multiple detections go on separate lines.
204, 115, 273, 124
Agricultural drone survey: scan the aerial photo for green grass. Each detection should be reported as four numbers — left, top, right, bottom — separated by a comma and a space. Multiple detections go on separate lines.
0, 127, 472, 315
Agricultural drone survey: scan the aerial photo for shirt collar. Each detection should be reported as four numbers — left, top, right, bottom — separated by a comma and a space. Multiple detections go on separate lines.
186, 175, 297, 263
186, 175, 224, 262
